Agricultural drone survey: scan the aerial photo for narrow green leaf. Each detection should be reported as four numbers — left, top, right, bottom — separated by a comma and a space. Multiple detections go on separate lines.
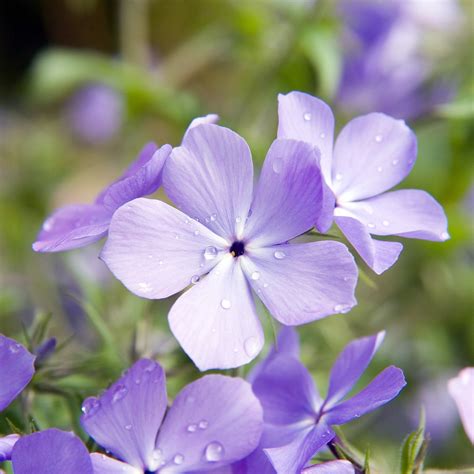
400, 407, 427, 474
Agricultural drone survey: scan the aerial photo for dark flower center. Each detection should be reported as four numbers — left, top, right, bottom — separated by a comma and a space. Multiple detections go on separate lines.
230, 240, 245, 257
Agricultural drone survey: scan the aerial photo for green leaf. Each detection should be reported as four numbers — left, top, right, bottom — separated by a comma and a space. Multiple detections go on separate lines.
364, 447, 371, 474
400, 408, 429, 474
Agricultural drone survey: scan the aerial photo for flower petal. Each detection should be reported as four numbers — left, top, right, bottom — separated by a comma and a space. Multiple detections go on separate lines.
97, 144, 171, 212
244, 138, 323, 247
155, 374, 263, 472
0, 335, 35, 411
338, 190, 449, 241
241, 242, 358, 325
90, 453, 142, 474
325, 331, 386, 408
332, 113, 417, 201
11, 429, 93, 474
335, 216, 403, 274
0, 434, 19, 461
164, 124, 254, 240
277, 91, 335, 183
168, 256, 264, 370
323, 366, 406, 425
264, 424, 335, 474
303, 460, 355, 474
81, 359, 167, 470
448, 367, 474, 444
252, 355, 321, 426
100, 198, 227, 299
184, 114, 220, 139
32, 204, 111, 252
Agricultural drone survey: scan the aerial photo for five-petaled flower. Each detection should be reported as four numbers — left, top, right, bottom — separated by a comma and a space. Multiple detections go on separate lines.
80, 358, 263, 473
101, 123, 358, 370
278, 91, 449, 274
238, 327, 406, 474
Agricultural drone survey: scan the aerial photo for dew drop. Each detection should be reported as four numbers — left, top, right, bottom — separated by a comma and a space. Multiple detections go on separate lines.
81, 398, 101, 417
184, 218, 190, 224
440, 231, 450, 240
137, 282, 152, 293
382, 220, 390, 226
143, 361, 156, 372
273, 250, 286, 260
112, 385, 128, 403
43, 217, 54, 231
335, 173, 343, 181
187, 423, 198, 433
375, 134, 383, 143
174, 454, 184, 465
392, 159, 399, 166
8, 343, 20, 354
303, 112, 312, 121
198, 420, 209, 430
205, 442, 225, 462
355, 413, 361, 418
319, 132, 326, 139
263, 282, 269, 288
367, 222, 376, 229
210, 213, 217, 222
174, 233, 180, 240
152, 448, 162, 460
272, 158, 282, 174
333, 304, 352, 314
235, 216, 242, 223
250, 271, 260, 281
220, 299, 231, 310
193, 230, 200, 236
191, 275, 200, 285
124, 424, 132, 430
244, 337, 260, 357
158, 260, 164, 266
204, 246, 218, 260
377, 166, 383, 172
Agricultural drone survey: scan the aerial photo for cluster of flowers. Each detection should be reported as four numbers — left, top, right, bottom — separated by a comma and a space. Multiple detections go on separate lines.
0, 92, 458, 473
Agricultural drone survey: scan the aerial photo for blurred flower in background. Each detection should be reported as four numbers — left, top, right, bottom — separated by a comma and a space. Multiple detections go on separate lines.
336, 0, 464, 119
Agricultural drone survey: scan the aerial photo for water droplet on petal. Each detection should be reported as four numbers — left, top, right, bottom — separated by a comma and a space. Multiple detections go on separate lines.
137, 282, 152, 293
355, 413, 361, 418
272, 158, 282, 173
220, 299, 231, 310
263, 282, 269, 288
143, 361, 156, 372
335, 173, 343, 181
191, 275, 200, 285
193, 230, 200, 236
210, 213, 217, 222
333, 304, 352, 314
8, 343, 21, 354
303, 112, 312, 121
81, 398, 101, 417
367, 223, 376, 229
377, 166, 383, 172
205, 442, 225, 462
198, 420, 209, 430
112, 385, 128, 403
319, 132, 326, 139
392, 159, 399, 166
235, 216, 242, 224
250, 271, 260, 281
204, 246, 218, 260
184, 218, 190, 224
440, 231, 450, 240
124, 424, 132, 430
187, 423, 198, 433
174, 454, 184, 465
375, 135, 383, 142
244, 337, 260, 357
152, 448, 162, 460
382, 220, 390, 226
158, 260, 164, 266
273, 250, 286, 260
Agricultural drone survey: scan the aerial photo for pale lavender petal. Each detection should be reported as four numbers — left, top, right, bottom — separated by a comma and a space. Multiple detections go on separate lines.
0, 434, 19, 461
264, 424, 335, 474
90, 453, 141, 474
277, 91, 335, 182
155, 374, 263, 472
317, 180, 336, 233
11, 429, 93, 474
97, 144, 171, 212
168, 256, 264, 370
240, 241, 358, 325
101, 198, 228, 299
338, 190, 449, 241
331, 113, 417, 201
0, 335, 35, 411
164, 124, 253, 240
335, 216, 403, 274
324, 366, 406, 425
232, 448, 276, 474
33, 204, 111, 252
303, 460, 355, 474
252, 355, 321, 425
244, 138, 323, 247
184, 114, 220, 139
325, 331, 386, 408
81, 359, 167, 470
448, 367, 474, 444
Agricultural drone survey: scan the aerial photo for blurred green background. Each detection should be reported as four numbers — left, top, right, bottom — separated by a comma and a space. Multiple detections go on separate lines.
0, 0, 473, 471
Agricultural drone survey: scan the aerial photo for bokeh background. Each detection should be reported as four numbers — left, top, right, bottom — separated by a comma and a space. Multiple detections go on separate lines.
0, 0, 473, 471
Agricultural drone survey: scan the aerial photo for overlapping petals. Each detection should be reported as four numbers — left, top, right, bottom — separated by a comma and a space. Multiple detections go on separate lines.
277, 91, 449, 273
33, 143, 171, 252
0, 334, 35, 411
81, 359, 263, 473
448, 367, 474, 444
10, 429, 93, 474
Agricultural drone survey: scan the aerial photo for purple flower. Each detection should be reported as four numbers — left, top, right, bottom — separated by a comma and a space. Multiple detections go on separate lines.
303, 460, 354, 473
66, 84, 124, 145
242, 328, 405, 474
0, 434, 20, 462
0, 334, 35, 412
448, 367, 474, 444
278, 91, 449, 274
80, 358, 263, 472
32, 142, 171, 252
101, 123, 358, 370
10, 429, 93, 474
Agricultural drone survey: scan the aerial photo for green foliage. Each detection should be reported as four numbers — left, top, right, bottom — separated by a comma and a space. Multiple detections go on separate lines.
400, 409, 429, 474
